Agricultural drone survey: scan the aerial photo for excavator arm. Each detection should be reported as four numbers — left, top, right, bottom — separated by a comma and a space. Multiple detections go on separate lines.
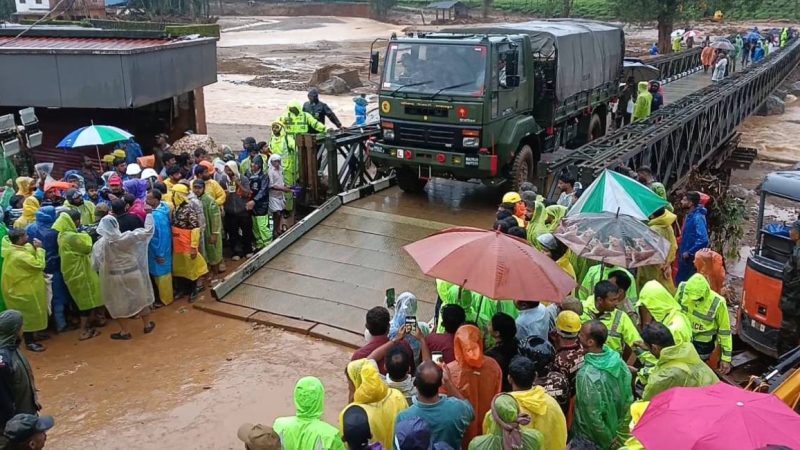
745, 346, 800, 410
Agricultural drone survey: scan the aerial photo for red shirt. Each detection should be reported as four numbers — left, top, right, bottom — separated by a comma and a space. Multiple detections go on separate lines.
425, 333, 456, 364
351, 335, 414, 375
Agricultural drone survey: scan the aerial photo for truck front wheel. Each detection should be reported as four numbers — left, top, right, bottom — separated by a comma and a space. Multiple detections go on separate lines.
396, 167, 428, 193
511, 144, 535, 192
588, 113, 604, 141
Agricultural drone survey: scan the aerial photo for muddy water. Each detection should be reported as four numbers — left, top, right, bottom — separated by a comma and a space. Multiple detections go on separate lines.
37, 302, 350, 449
739, 101, 800, 163
218, 16, 402, 48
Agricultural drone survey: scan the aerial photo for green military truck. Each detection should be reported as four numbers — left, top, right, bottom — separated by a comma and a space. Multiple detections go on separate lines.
369, 20, 625, 192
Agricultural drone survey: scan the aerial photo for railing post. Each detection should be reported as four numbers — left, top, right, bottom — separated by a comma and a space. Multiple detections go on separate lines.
326, 131, 340, 197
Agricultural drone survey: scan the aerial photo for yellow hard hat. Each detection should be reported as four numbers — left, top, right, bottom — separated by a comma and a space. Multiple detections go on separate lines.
112, 149, 126, 159
556, 311, 581, 335
102, 154, 115, 163
502, 192, 522, 204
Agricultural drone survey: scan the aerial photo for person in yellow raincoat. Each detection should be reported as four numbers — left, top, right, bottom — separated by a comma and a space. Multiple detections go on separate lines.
620, 401, 649, 450
14, 177, 34, 198
636, 207, 678, 293
544, 205, 567, 233
504, 356, 567, 450
341, 359, 408, 449
171, 183, 208, 302
13, 196, 39, 230
472, 394, 544, 450
269, 121, 299, 215
53, 210, 104, 341
526, 202, 548, 250
638, 280, 692, 345
1, 229, 48, 352
536, 233, 576, 282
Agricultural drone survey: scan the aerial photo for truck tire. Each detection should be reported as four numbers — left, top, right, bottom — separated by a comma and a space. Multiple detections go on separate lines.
512, 144, 535, 191
396, 167, 428, 193
588, 113, 604, 142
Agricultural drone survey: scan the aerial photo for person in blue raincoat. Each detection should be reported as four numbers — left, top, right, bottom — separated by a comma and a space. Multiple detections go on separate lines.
145, 189, 173, 306
26, 206, 73, 332
676, 191, 709, 284
118, 139, 143, 165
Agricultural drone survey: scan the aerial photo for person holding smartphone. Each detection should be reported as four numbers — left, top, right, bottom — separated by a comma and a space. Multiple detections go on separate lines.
367, 325, 431, 405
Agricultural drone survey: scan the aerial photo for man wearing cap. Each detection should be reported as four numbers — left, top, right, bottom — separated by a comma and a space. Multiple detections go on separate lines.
3, 414, 53, 450
500, 192, 525, 227
64, 187, 96, 229
303, 88, 343, 130
551, 311, 584, 393
237, 423, 281, 450
779, 220, 800, 355
125, 163, 142, 179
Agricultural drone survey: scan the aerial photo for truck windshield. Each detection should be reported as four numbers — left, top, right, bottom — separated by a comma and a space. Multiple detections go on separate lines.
382, 42, 486, 96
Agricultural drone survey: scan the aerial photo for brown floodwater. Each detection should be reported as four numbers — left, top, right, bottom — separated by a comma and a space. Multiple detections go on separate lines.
739, 100, 800, 163
34, 300, 351, 449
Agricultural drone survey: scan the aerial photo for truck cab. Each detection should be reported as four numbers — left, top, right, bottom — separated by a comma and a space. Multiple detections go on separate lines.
740, 171, 800, 357
369, 20, 624, 193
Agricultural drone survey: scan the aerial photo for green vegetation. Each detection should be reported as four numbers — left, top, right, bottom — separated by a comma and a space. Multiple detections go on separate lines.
0, 0, 15, 20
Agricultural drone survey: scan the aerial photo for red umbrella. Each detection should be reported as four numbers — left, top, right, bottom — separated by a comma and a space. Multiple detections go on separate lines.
633, 383, 800, 450
403, 227, 576, 302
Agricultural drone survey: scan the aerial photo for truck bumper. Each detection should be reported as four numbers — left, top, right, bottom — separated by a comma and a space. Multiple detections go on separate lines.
371, 141, 498, 180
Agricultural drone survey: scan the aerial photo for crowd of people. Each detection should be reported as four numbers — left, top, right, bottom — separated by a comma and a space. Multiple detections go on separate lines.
237, 167, 733, 450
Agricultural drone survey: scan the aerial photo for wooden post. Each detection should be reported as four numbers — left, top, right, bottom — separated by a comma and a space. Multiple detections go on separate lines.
193, 87, 207, 134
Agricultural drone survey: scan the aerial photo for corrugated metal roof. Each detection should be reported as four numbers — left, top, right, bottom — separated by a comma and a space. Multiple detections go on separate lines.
0, 36, 174, 52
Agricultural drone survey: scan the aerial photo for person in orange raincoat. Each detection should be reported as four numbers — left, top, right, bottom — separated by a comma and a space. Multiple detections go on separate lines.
171, 183, 208, 301
701, 46, 716, 73
694, 248, 726, 294
445, 324, 502, 449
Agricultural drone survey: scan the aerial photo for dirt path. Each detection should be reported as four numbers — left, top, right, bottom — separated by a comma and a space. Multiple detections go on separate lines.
37, 298, 351, 449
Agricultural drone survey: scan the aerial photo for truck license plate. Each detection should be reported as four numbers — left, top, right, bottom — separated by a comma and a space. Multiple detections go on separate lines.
751, 319, 765, 332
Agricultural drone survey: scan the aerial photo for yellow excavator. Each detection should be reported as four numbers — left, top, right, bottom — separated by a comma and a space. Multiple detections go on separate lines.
744, 346, 800, 410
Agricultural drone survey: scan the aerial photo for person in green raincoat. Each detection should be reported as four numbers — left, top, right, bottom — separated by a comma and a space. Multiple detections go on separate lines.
579, 264, 637, 301
0, 229, 48, 352
435, 280, 477, 333
573, 321, 633, 450
0, 180, 14, 210
52, 210, 103, 341
526, 202, 548, 250
469, 394, 543, 450
631, 81, 653, 123
543, 205, 567, 233
640, 322, 719, 401
638, 280, 692, 345
269, 121, 299, 215
273, 376, 345, 450
0, 223, 7, 311
192, 180, 223, 281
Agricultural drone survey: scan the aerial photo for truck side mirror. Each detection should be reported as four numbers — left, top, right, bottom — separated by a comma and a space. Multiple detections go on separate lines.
370, 51, 380, 75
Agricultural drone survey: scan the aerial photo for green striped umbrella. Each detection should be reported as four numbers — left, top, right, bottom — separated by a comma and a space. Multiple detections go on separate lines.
567, 170, 668, 220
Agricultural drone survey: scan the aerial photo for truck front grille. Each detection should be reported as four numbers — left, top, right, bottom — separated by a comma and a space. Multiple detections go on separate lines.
395, 123, 458, 149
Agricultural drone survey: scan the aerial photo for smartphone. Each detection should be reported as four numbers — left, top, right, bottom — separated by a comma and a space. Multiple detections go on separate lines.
385, 288, 396, 309
404, 315, 417, 333
431, 351, 444, 365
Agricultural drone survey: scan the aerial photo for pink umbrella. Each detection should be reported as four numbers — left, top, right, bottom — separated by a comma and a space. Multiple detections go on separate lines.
633, 383, 800, 450
403, 227, 576, 302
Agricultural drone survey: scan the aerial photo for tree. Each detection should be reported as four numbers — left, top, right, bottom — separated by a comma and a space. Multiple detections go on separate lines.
611, 0, 733, 54
562, 0, 573, 17
482, 0, 493, 19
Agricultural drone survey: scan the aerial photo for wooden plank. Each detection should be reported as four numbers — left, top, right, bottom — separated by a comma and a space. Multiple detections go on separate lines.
309, 324, 364, 349
303, 225, 417, 254
248, 311, 316, 334
193, 301, 257, 321
212, 195, 342, 300
321, 209, 441, 242
337, 205, 455, 231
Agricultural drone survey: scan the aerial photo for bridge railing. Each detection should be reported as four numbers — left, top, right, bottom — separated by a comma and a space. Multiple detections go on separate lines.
646, 47, 703, 82
540, 39, 800, 199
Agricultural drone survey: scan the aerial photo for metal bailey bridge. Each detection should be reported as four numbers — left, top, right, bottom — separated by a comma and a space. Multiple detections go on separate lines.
206, 41, 800, 346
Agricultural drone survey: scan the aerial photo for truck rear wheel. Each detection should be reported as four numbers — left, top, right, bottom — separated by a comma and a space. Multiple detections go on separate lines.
396, 167, 428, 193
588, 113, 604, 141
512, 144, 535, 191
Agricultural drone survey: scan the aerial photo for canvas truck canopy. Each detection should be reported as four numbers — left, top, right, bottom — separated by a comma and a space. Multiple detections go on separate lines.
449, 20, 624, 101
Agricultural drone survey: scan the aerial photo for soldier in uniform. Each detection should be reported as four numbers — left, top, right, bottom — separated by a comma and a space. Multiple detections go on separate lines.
779, 220, 800, 355
551, 311, 584, 395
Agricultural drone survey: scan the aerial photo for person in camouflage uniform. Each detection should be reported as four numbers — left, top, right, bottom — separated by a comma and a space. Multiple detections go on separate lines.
551, 311, 584, 395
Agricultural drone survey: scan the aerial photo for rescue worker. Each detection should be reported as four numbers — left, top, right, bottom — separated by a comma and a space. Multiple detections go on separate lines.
573, 320, 632, 450
640, 322, 719, 401
526, 201, 548, 250
631, 81, 652, 123
636, 207, 678, 292
671, 35, 682, 53
52, 210, 104, 341
303, 88, 343, 130
778, 220, 800, 355
579, 264, 637, 301
272, 377, 345, 450
638, 280, 692, 345
64, 188, 96, 227
1, 229, 48, 352
675, 274, 733, 374
551, 311, 584, 394
500, 192, 525, 227
676, 191, 709, 284
781, 27, 790, 48
279, 100, 326, 141
269, 121, 299, 220
580, 282, 655, 367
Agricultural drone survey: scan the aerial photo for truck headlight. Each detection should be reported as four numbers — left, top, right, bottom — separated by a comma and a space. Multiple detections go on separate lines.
462, 137, 479, 147
383, 129, 395, 140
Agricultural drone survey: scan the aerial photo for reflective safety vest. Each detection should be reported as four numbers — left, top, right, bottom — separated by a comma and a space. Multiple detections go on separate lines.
675, 283, 733, 363
581, 303, 656, 366
280, 111, 325, 136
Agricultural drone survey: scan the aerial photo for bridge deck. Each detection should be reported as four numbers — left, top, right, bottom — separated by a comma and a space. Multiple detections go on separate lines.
665, 70, 714, 105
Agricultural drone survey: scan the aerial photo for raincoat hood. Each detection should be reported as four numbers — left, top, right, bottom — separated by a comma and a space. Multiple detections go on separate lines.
123, 179, 148, 201
395, 417, 433, 449
0, 310, 22, 349
694, 249, 723, 274
684, 274, 712, 301
353, 360, 389, 404
225, 161, 240, 179
52, 212, 77, 234
527, 201, 548, 246
15, 177, 33, 196
34, 206, 56, 228
584, 346, 628, 375
294, 376, 325, 420
639, 280, 680, 322
658, 341, 706, 364
544, 205, 567, 232
509, 386, 548, 416
637, 81, 650, 94
288, 100, 303, 114
389, 292, 418, 337
649, 209, 677, 227
454, 324, 485, 369
485, 394, 525, 436
96, 215, 122, 240
271, 121, 285, 136
20, 196, 39, 222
